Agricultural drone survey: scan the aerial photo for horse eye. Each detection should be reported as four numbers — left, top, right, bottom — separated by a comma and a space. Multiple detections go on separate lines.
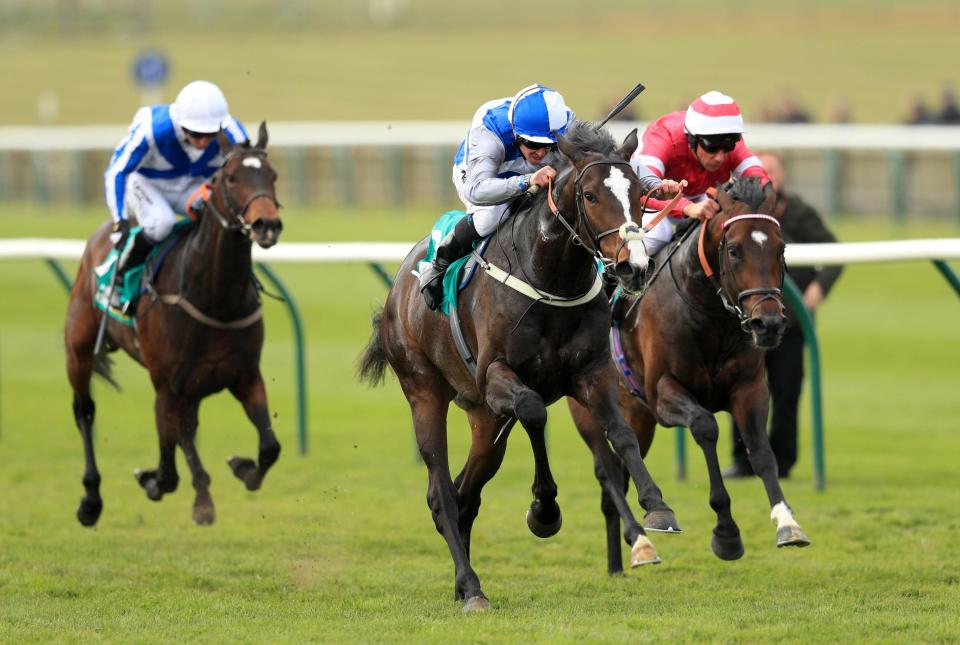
727, 244, 742, 260
224, 173, 236, 184
583, 191, 597, 204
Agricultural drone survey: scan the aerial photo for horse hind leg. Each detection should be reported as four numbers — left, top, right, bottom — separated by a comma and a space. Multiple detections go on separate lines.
66, 292, 104, 526
484, 362, 561, 539
175, 402, 215, 525
227, 373, 281, 492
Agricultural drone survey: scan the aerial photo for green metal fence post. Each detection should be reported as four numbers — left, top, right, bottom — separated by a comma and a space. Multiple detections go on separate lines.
887, 150, 907, 224
953, 152, 960, 227
254, 263, 308, 456
821, 149, 842, 218
782, 275, 825, 491
674, 426, 687, 481
932, 260, 960, 297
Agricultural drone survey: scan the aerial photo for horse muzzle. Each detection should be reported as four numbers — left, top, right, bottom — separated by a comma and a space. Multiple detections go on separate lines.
250, 218, 283, 249
748, 311, 786, 349
614, 260, 646, 294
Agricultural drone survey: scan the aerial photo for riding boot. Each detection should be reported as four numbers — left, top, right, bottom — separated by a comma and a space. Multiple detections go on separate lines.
110, 232, 154, 311
419, 216, 482, 311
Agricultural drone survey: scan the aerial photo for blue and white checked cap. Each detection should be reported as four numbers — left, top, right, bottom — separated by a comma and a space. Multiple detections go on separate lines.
508, 84, 573, 144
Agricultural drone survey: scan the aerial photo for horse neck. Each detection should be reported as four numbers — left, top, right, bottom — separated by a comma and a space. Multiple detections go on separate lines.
182, 201, 255, 312
675, 217, 734, 319
503, 187, 596, 296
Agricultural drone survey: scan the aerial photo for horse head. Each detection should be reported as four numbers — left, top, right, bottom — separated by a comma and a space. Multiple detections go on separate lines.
554, 124, 648, 292
212, 122, 283, 249
710, 176, 786, 348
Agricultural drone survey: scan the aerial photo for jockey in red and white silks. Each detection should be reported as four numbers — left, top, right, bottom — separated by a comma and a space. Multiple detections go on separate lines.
630, 91, 771, 258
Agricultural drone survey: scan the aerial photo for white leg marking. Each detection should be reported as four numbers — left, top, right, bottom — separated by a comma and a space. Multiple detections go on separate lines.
770, 501, 800, 529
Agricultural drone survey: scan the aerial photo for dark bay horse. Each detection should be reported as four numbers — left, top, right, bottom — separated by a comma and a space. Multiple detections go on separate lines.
65, 123, 283, 527
569, 176, 810, 573
359, 122, 678, 613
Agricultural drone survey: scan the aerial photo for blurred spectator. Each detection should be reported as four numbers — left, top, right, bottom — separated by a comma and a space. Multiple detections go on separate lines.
777, 92, 811, 123
905, 95, 934, 125
827, 97, 852, 123
939, 85, 960, 124
723, 151, 843, 480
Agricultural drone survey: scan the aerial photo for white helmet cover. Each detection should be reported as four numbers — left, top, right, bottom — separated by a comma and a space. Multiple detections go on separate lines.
171, 80, 228, 133
684, 91, 745, 136
508, 84, 573, 144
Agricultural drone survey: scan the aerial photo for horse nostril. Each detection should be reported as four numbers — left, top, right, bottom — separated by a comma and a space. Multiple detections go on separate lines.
749, 318, 767, 334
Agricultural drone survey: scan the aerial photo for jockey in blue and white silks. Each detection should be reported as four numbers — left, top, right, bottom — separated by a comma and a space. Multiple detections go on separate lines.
418, 84, 574, 310
103, 80, 247, 307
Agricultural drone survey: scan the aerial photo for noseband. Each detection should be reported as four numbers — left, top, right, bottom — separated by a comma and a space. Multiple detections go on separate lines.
205, 149, 280, 234
697, 213, 785, 331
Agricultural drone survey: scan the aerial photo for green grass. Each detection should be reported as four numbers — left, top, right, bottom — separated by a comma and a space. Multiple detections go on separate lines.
1, 1, 958, 125
0, 208, 959, 642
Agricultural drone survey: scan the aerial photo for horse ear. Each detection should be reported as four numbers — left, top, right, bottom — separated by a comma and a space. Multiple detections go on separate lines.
556, 132, 583, 163
715, 182, 733, 211
760, 178, 777, 214
256, 121, 269, 149
614, 128, 639, 161
216, 131, 233, 154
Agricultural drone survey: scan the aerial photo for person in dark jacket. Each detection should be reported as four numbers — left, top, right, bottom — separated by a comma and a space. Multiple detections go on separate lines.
723, 151, 843, 479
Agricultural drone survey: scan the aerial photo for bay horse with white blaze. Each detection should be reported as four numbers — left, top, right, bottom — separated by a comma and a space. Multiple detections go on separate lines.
65, 123, 283, 527
359, 122, 680, 613
569, 176, 810, 571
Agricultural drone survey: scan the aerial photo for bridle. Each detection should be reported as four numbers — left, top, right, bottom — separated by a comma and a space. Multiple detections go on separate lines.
697, 212, 785, 331
204, 149, 280, 235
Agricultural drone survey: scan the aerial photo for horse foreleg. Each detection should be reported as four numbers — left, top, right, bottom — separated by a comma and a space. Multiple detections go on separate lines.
135, 391, 181, 502
453, 408, 510, 558
227, 371, 281, 492
655, 375, 743, 561
571, 368, 664, 566
484, 362, 561, 539
730, 388, 810, 549
175, 401, 215, 525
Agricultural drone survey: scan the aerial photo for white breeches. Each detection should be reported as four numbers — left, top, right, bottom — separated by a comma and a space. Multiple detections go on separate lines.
640, 210, 676, 258
125, 174, 204, 243
451, 166, 512, 237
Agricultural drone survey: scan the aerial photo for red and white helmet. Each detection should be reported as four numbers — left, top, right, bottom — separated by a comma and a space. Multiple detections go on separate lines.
171, 80, 228, 134
684, 91, 744, 136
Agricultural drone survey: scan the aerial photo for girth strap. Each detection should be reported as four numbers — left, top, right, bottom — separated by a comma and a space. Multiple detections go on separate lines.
156, 293, 263, 329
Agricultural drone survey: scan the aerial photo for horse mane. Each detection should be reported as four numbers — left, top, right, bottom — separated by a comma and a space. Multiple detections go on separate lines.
552, 120, 617, 173
724, 176, 768, 212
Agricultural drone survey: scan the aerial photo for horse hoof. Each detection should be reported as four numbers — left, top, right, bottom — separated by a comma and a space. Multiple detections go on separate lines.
461, 594, 491, 614
76, 497, 102, 526
630, 534, 662, 567
227, 456, 260, 491
711, 530, 745, 561
776, 525, 811, 548
526, 502, 562, 538
193, 504, 216, 526
643, 509, 682, 534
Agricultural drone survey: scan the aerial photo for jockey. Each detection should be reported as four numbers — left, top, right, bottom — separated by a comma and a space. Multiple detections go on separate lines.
417, 84, 575, 310
629, 90, 770, 261
103, 80, 247, 307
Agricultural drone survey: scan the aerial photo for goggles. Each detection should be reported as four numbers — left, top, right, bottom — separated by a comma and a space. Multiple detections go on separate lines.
517, 137, 557, 152
696, 133, 741, 153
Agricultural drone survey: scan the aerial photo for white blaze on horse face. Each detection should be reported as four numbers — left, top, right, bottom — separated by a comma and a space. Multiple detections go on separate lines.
603, 167, 647, 267
603, 166, 633, 223
751, 230, 768, 248
242, 157, 262, 169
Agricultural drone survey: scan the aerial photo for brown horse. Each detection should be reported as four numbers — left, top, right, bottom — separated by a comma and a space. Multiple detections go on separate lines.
568, 176, 810, 572
358, 122, 678, 613
65, 123, 283, 527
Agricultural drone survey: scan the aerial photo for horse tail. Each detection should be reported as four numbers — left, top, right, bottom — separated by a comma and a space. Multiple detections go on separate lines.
93, 351, 123, 391
357, 306, 388, 387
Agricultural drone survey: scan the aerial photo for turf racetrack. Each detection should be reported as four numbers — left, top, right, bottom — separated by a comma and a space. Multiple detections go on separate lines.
0, 206, 958, 641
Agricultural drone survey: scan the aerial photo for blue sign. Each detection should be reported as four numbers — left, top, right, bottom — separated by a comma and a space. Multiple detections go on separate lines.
132, 50, 170, 87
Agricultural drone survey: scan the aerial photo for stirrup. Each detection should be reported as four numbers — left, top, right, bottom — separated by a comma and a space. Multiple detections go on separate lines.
419, 263, 446, 311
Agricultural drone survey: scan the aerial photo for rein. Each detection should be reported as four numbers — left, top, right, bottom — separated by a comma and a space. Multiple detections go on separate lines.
697, 212, 784, 330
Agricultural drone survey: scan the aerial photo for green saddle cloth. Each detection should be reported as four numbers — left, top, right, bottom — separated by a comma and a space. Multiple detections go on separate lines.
93, 219, 191, 325
417, 210, 474, 316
